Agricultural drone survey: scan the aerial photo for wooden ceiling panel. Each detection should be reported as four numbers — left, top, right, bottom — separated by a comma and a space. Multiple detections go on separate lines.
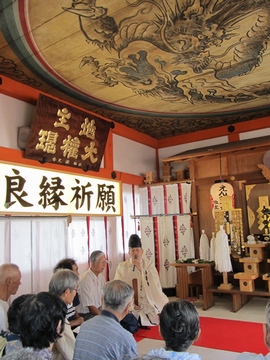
1, 0, 270, 139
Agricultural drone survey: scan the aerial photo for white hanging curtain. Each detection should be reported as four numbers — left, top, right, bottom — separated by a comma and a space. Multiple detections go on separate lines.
67, 217, 89, 274
179, 182, 192, 213
87, 217, 108, 279
150, 185, 165, 215
31, 217, 68, 293
122, 184, 137, 259
133, 185, 141, 236
138, 187, 149, 215
0, 217, 69, 301
5, 218, 33, 301
176, 214, 195, 261
0, 218, 11, 264
140, 216, 155, 263
165, 184, 180, 214
158, 216, 177, 288
106, 216, 123, 280
139, 183, 194, 286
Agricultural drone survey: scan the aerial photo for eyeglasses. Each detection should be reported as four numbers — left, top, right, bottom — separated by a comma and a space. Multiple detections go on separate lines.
67, 286, 79, 293
97, 260, 108, 264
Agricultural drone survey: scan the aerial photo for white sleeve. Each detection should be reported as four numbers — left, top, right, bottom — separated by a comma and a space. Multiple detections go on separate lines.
53, 322, 75, 360
0, 302, 8, 331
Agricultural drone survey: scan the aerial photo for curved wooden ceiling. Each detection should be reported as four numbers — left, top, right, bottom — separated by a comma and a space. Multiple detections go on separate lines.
1, 0, 270, 139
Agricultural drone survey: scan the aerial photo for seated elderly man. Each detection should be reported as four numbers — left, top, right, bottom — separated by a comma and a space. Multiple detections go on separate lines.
73, 280, 138, 360
77, 250, 106, 320
0, 264, 21, 331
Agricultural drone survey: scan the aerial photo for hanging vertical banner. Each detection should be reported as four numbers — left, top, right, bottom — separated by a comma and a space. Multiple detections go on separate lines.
140, 216, 155, 264
150, 185, 165, 215
25, 94, 113, 172
158, 216, 177, 288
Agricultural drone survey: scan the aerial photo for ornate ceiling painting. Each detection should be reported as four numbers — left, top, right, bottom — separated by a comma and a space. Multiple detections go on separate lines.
1, 0, 270, 140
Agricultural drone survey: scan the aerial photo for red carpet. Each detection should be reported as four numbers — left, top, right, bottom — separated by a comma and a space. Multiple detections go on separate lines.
134, 317, 269, 355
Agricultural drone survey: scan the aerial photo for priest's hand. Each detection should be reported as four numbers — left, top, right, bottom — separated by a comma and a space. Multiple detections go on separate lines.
132, 255, 142, 271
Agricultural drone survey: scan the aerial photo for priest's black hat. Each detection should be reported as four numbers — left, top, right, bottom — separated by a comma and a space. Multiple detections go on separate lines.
128, 234, 142, 248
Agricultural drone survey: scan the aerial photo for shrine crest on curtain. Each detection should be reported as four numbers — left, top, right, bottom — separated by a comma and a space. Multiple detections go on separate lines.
139, 183, 194, 288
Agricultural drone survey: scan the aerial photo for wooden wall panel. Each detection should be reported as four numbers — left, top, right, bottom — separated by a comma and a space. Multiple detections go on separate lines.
195, 155, 228, 180
227, 150, 266, 176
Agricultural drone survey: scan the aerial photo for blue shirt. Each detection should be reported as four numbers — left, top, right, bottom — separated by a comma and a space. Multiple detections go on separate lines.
73, 310, 138, 360
236, 353, 270, 360
148, 348, 201, 360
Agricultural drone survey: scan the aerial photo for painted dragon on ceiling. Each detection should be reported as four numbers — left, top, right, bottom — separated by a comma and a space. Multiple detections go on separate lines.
63, 0, 270, 105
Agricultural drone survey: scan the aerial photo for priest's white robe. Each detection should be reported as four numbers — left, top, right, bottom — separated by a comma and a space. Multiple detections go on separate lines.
114, 258, 168, 326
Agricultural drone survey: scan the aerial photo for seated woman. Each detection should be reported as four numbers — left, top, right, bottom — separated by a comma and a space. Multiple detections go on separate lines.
4, 294, 33, 355
1, 291, 67, 360
49, 269, 79, 360
147, 299, 201, 360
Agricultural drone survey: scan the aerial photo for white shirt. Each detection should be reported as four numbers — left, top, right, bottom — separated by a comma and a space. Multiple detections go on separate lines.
77, 269, 105, 314
0, 299, 8, 331
53, 320, 75, 360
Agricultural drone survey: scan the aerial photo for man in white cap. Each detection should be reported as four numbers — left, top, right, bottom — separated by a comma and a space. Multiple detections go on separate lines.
114, 234, 168, 326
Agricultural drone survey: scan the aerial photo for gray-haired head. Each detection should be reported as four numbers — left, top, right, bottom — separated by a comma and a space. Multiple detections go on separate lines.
89, 250, 105, 263
49, 269, 79, 296
102, 280, 134, 313
0, 263, 20, 284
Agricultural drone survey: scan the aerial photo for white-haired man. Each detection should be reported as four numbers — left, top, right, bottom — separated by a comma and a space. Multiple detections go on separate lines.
77, 250, 106, 320
0, 264, 21, 331
73, 280, 138, 360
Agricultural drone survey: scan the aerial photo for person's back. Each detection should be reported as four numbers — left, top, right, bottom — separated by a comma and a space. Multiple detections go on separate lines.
4, 294, 33, 355
74, 311, 137, 360
73, 280, 138, 360
147, 299, 201, 360
1, 292, 67, 360
1, 347, 54, 360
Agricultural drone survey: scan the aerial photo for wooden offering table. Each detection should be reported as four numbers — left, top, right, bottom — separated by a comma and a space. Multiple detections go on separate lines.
170, 262, 215, 310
